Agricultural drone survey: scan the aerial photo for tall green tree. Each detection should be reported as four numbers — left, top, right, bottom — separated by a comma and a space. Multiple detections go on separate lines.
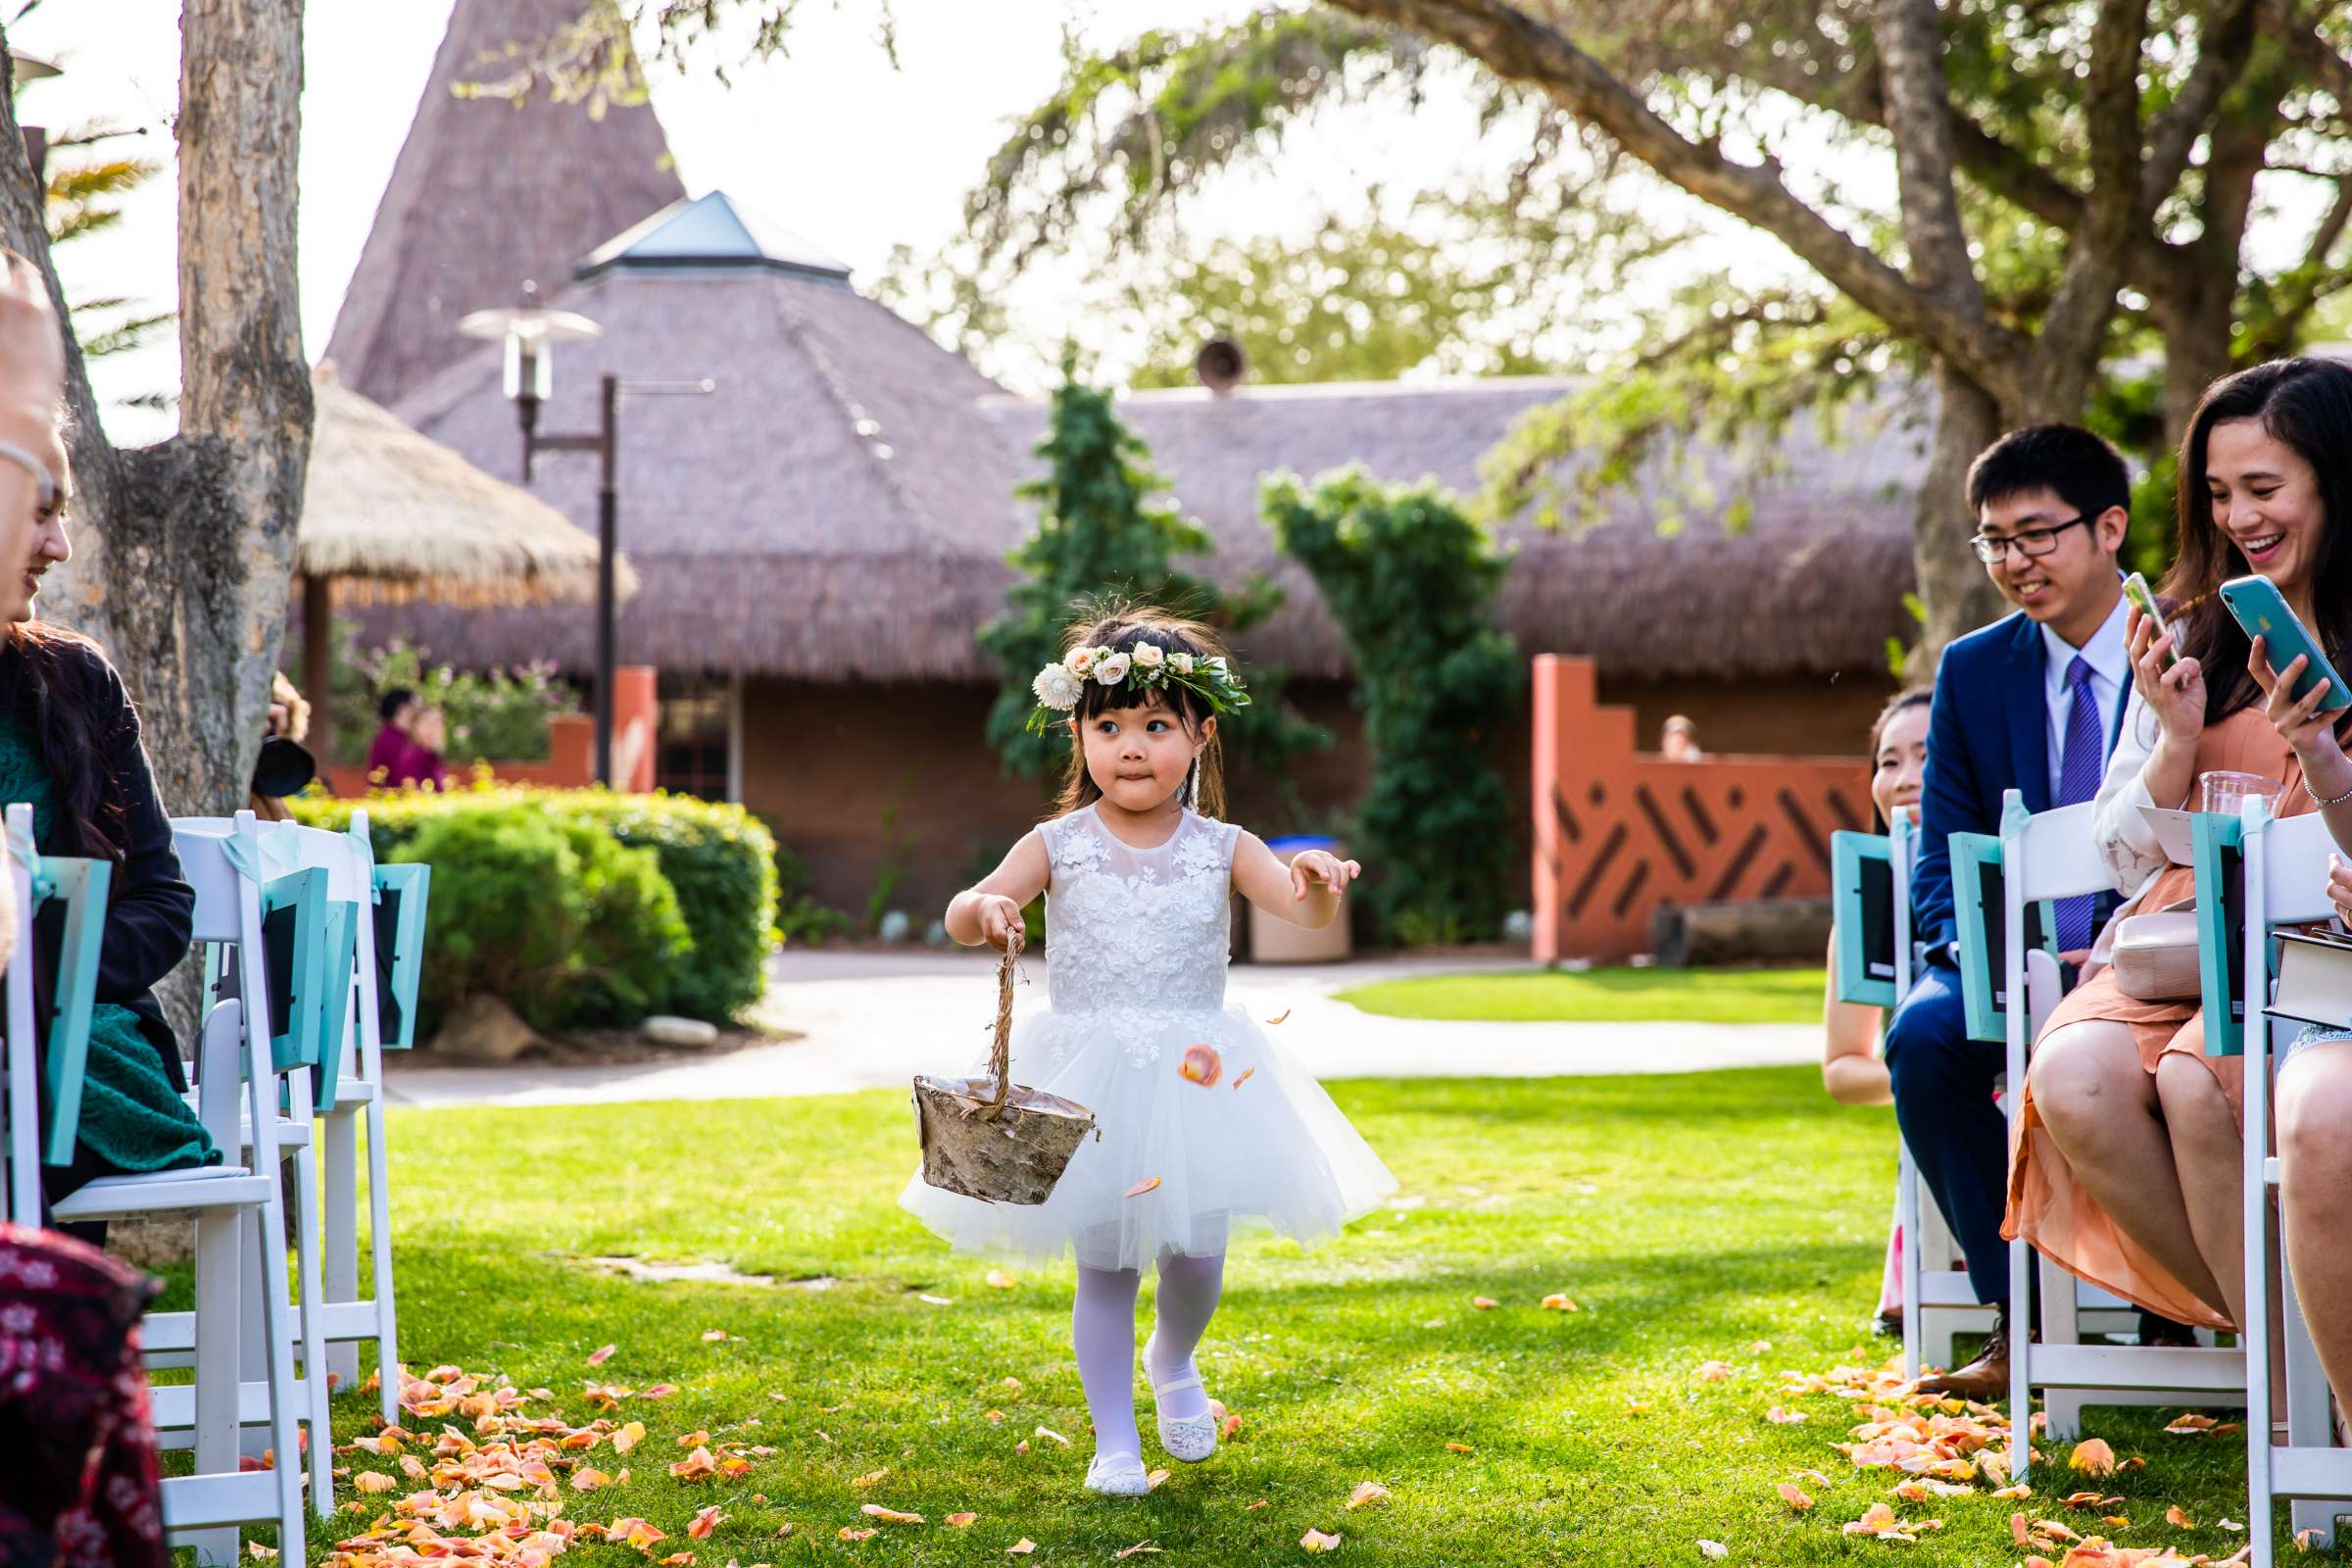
1264, 467, 1520, 944
981, 352, 1327, 795
932, 2, 2352, 661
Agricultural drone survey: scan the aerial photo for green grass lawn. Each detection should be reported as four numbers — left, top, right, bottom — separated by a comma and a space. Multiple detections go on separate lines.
1336, 966, 1826, 1024
273, 1067, 2278, 1565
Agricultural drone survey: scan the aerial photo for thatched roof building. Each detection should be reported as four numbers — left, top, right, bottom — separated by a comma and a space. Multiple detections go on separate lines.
322, 0, 684, 410
377, 190, 1024, 679
985, 380, 1925, 683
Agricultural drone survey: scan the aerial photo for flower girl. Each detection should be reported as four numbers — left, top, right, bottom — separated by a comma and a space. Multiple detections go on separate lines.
901, 608, 1396, 1495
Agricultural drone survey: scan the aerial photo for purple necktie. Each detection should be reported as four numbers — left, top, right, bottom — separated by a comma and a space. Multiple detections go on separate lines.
2055, 655, 2102, 950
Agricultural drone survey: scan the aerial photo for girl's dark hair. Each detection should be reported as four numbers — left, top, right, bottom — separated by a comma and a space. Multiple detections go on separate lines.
2160, 356, 2352, 726
1051, 605, 1229, 820
1866, 685, 1933, 832
0, 622, 127, 860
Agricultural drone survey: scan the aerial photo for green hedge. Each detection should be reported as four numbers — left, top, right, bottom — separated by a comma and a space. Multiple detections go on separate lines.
291, 787, 780, 1032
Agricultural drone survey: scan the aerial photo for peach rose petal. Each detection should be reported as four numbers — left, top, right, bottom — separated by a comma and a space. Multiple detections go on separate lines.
1473, 1297, 1497, 1310
1125, 1178, 1161, 1199
1232, 1067, 1256, 1090
860, 1505, 923, 1524
353, 1472, 396, 1494
838, 1527, 876, 1542
1300, 1530, 1344, 1553
2166, 1505, 2196, 1528
1778, 1483, 1815, 1512
1346, 1482, 1390, 1510
1765, 1405, 1808, 1425
1178, 1044, 1223, 1087
852, 1468, 890, 1490
1694, 1360, 1736, 1381
1147, 1469, 1171, 1492
1007, 1542, 1037, 1556
1446, 1443, 1474, 1454
2069, 1439, 2118, 1477
587, 1344, 616, 1366
1541, 1294, 1579, 1312
688, 1506, 725, 1540
1992, 1485, 2033, 1500
947, 1513, 978, 1528
986, 1270, 1017, 1290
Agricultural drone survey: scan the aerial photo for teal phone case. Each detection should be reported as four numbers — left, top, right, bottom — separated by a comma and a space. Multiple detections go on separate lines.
2221, 573, 2352, 712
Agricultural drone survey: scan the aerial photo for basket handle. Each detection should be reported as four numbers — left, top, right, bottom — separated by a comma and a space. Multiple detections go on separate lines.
987, 926, 1023, 1108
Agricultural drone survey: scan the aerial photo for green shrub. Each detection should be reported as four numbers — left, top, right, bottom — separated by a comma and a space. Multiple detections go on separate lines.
292, 786, 776, 1027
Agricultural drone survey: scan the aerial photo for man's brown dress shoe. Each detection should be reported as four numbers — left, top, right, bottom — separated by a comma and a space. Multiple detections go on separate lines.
1916, 1324, 2011, 1400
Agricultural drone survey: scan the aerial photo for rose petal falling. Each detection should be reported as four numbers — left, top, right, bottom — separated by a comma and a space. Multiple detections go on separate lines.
1178, 1043, 1223, 1087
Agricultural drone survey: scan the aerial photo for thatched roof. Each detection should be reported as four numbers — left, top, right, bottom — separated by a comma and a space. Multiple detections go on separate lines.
368, 191, 1024, 678
983, 378, 1930, 681
321, 0, 685, 410
301, 366, 636, 609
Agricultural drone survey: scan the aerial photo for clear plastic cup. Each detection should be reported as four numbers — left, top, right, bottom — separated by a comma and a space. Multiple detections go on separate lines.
2199, 769, 2281, 816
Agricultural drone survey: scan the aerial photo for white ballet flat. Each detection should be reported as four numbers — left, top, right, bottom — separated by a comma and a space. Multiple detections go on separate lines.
1084, 1453, 1152, 1496
1152, 1372, 1218, 1462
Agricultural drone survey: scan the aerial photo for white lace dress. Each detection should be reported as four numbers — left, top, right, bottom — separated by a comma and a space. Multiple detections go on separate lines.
900, 805, 1397, 1271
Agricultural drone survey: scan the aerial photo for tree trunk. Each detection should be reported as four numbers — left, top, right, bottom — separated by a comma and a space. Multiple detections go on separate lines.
0, 0, 309, 817
1909, 362, 2006, 670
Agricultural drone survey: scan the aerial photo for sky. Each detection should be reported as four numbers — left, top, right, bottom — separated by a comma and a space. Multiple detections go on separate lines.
13, 2, 2338, 450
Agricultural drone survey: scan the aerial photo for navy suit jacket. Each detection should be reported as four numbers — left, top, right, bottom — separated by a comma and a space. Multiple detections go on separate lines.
1912, 608, 2135, 956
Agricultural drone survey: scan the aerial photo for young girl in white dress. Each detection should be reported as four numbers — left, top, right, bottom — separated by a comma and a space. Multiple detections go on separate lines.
900, 608, 1397, 1496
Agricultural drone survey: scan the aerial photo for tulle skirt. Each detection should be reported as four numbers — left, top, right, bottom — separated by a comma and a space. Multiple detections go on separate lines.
899, 1002, 1397, 1272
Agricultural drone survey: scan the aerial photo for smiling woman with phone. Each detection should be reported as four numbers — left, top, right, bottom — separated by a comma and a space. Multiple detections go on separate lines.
2010, 357, 2352, 1383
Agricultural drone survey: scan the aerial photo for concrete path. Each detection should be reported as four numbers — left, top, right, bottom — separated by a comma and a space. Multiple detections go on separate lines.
380, 949, 1820, 1108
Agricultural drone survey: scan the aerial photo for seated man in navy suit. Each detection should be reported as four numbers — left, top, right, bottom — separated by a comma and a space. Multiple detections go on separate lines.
1892, 424, 2146, 1397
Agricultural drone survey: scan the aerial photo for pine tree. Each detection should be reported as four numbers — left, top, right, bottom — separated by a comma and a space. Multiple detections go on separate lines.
982, 350, 1324, 792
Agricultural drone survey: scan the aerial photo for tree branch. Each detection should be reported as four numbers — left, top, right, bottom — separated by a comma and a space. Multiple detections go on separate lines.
1317, 0, 2032, 407
2142, 0, 2262, 211
1873, 0, 1984, 310
2030, 0, 2145, 408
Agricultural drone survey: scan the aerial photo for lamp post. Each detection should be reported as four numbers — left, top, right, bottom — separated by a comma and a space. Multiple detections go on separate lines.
458, 284, 707, 787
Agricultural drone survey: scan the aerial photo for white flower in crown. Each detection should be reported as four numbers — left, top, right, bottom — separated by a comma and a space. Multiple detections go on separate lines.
1206, 656, 1229, 674
1169, 652, 1196, 675
1133, 643, 1166, 670
1065, 646, 1101, 676
1032, 662, 1083, 712
1094, 651, 1133, 685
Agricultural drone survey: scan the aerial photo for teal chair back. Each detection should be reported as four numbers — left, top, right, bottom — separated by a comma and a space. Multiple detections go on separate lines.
369, 861, 430, 1052
1951, 828, 2058, 1044
2, 800, 115, 1223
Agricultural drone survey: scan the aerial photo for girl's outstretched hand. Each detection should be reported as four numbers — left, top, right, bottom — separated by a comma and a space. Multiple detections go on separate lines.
972, 893, 1026, 952
1290, 850, 1362, 903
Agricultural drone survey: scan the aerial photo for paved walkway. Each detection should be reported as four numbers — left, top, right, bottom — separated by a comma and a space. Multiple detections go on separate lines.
380, 950, 1820, 1108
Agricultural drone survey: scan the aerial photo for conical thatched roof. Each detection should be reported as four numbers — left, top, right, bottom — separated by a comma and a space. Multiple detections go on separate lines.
322, 0, 684, 410
370, 191, 1023, 677
302, 366, 637, 609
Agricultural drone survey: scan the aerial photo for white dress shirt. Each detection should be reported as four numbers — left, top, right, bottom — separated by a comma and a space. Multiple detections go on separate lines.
2040, 593, 2131, 807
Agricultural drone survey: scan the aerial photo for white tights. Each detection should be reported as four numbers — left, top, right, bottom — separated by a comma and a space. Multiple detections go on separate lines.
1072, 1250, 1226, 1461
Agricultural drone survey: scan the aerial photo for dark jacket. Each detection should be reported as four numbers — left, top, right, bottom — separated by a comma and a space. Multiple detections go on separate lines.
17, 638, 196, 1091
1912, 608, 2132, 957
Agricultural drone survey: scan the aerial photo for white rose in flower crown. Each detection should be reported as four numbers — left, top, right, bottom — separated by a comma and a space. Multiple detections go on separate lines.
1094, 652, 1133, 685
1032, 662, 1083, 711
1206, 656, 1229, 674
1168, 652, 1196, 675
1065, 646, 1100, 676
1132, 643, 1166, 669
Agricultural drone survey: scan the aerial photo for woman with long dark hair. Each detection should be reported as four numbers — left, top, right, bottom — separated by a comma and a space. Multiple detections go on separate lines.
0, 420, 214, 1216
2010, 356, 2352, 1355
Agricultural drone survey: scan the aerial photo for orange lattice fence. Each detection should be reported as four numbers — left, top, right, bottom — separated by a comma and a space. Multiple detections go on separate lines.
1531, 656, 1874, 961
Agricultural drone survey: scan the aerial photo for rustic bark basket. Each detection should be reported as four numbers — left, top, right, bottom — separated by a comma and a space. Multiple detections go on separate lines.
912, 932, 1094, 1204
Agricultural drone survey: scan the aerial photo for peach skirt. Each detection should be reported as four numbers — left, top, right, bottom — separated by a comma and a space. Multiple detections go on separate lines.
2002, 863, 2240, 1330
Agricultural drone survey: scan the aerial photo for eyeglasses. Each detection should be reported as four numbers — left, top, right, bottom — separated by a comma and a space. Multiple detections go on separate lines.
1969, 515, 2086, 564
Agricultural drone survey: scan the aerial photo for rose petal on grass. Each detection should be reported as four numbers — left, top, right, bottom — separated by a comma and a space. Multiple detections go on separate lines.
1765, 1406, 1808, 1425
1115, 1543, 1163, 1559
1003, 1377, 1024, 1393
613, 1421, 646, 1454
2222, 1518, 2246, 1532
587, 1345, 617, 1366
918, 1295, 954, 1306
986, 1409, 1005, 1423
247, 1545, 276, 1560
1696, 1541, 1728, 1560
1246, 1500, 1270, 1511
2166, 1505, 2196, 1528
985, 1270, 1016, 1290
1541, 1294, 1580, 1312
688, 1507, 725, 1540
1007, 1541, 1036, 1555
1446, 1443, 1475, 1454
1472, 1297, 1497, 1310
1300, 1530, 1343, 1554
352, 1471, 396, 1494
1125, 1178, 1161, 1199
2297, 1528, 2328, 1551
946, 1513, 978, 1528
1034, 1427, 1070, 1446
1147, 1469, 1170, 1492
1013, 1440, 1029, 1455
1695, 1360, 1736, 1382
1346, 1482, 1390, 1510
2012, 1514, 2034, 1547
2164, 1413, 2219, 1436
1991, 1485, 2032, 1500
1178, 1044, 1223, 1087
2031, 1520, 2082, 1544
861, 1506, 923, 1525
678, 1431, 711, 1448
670, 1447, 718, 1480
1778, 1483, 1815, 1512
838, 1528, 876, 1542
2069, 1439, 2118, 1477
569, 1468, 613, 1493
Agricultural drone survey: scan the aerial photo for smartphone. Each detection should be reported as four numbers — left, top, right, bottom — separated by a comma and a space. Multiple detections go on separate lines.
2121, 572, 2179, 664
2219, 572, 2352, 712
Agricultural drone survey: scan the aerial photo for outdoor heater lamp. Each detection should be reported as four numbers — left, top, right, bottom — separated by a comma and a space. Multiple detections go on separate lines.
458, 286, 708, 790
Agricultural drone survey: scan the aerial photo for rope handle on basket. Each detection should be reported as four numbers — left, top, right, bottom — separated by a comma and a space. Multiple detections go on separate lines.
988, 926, 1023, 1109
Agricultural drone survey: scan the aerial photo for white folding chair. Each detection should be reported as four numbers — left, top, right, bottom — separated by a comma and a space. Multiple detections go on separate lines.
1874, 815, 2006, 1380
1999, 789, 2245, 1480
2237, 800, 2352, 1563
39, 810, 309, 1564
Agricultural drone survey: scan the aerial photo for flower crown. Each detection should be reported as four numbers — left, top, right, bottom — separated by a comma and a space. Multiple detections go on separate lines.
1026, 639, 1251, 735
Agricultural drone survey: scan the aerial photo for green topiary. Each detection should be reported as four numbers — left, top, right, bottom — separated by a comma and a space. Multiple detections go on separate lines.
1264, 467, 1524, 945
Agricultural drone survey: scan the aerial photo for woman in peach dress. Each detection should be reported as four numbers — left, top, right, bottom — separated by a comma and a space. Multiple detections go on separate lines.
2008, 357, 2352, 1341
